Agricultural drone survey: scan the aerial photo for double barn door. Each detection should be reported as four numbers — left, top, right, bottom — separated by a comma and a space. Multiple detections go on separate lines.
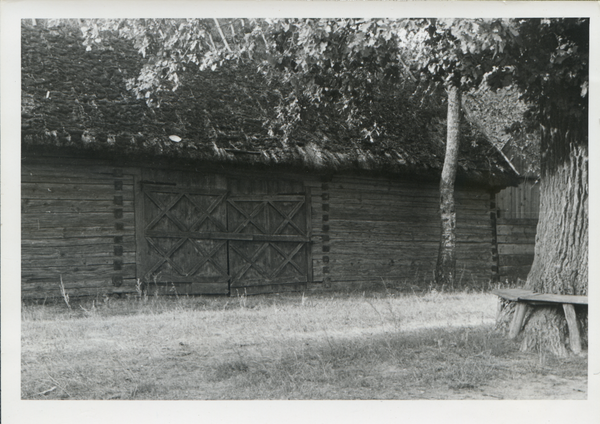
138, 174, 310, 295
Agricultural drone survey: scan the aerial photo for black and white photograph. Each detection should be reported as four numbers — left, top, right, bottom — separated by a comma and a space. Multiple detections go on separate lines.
2, 1, 599, 423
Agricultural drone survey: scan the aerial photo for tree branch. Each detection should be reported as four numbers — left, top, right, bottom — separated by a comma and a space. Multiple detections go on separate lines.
213, 18, 232, 52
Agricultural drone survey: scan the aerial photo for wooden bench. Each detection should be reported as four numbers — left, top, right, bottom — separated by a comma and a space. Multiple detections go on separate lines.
492, 288, 588, 354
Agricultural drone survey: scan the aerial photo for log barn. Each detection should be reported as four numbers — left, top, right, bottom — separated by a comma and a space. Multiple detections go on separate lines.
21, 21, 520, 299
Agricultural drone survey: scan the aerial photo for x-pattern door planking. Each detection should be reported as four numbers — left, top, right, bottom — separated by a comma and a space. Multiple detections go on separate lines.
140, 185, 310, 294
227, 195, 309, 291
140, 185, 230, 292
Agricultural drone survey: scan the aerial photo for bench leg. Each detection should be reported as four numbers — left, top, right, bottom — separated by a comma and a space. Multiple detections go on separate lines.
509, 302, 528, 339
562, 303, 582, 354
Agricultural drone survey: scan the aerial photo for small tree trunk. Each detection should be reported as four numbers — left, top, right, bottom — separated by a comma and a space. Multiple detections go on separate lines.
518, 124, 588, 356
436, 84, 461, 288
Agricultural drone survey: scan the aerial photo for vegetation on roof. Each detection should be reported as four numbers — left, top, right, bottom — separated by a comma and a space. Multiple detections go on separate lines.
464, 86, 540, 177
21, 20, 519, 187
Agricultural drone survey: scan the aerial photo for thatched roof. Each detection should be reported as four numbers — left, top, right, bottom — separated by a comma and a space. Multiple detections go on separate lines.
21, 21, 520, 188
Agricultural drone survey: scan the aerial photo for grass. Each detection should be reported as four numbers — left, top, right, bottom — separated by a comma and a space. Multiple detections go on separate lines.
21, 289, 587, 400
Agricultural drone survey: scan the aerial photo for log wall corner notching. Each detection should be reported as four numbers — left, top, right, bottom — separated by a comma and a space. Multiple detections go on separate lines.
21, 158, 510, 298
21, 160, 137, 299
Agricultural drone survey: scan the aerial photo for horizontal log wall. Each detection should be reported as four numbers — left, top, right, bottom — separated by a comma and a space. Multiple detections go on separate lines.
21, 154, 503, 296
496, 218, 538, 283
22, 159, 138, 298
319, 175, 494, 291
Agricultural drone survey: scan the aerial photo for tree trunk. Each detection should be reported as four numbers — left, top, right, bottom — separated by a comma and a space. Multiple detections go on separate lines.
436, 84, 461, 288
518, 117, 588, 356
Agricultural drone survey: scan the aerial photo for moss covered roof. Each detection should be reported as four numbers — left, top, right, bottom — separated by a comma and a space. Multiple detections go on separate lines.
21, 22, 519, 188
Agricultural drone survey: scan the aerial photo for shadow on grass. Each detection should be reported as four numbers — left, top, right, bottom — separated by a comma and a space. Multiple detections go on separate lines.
21, 292, 588, 400
204, 324, 587, 399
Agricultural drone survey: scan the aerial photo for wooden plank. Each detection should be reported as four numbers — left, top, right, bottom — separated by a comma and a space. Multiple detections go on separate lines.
227, 174, 304, 195
190, 282, 229, 295
22, 212, 134, 229
496, 225, 538, 237
497, 233, 536, 244
229, 195, 306, 202
141, 274, 229, 284
498, 265, 533, 279
22, 236, 135, 247
22, 280, 140, 298
498, 244, 535, 255
496, 218, 539, 226
324, 264, 433, 280
521, 293, 588, 305
328, 177, 488, 202
21, 253, 136, 268
328, 274, 429, 284
498, 254, 535, 267
562, 304, 582, 354
141, 184, 228, 196
329, 194, 437, 205
230, 282, 306, 296
328, 219, 490, 230
328, 240, 491, 252
326, 201, 490, 215
22, 264, 136, 279
22, 227, 132, 238
492, 288, 535, 301
140, 282, 229, 296
328, 186, 487, 206
492, 289, 588, 305
22, 199, 134, 214
143, 230, 309, 242
21, 161, 135, 177
22, 243, 136, 256
509, 302, 528, 339
22, 277, 137, 292
21, 183, 134, 201
327, 224, 440, 236
330, 178, 438, 192
328, 249, 491, 262
22, 174, 134, 184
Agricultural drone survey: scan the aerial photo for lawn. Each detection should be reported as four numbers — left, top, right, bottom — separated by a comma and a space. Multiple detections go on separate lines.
21, 289, 587, 400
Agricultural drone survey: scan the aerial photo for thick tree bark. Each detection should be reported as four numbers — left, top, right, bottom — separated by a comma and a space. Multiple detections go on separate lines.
526, 143, 588, 295
436, 84, 461, 288
517, 117, 588, 356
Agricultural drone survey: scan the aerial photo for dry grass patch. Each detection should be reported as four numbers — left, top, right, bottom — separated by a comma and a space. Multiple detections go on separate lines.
21, 290, 587, 400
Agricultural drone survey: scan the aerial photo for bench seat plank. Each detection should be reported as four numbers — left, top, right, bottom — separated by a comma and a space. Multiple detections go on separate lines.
492, 289, 588, 305
519, 293, 588, 305
491, 288, 535, 302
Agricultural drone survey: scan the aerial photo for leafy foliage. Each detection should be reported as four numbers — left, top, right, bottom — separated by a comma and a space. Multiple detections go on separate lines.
486, 18, 588, 175
78, 18, 520, 145
77, 18, 587, 153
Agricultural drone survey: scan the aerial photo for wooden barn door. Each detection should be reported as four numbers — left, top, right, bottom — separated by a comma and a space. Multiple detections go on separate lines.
227, 195, 310, 295
137, 172, 311, 295
139, 183, 230, 294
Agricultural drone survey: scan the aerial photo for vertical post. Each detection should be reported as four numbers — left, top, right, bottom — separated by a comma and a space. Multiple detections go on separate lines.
562, 303, 582, 354
509, 302, 528, 339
